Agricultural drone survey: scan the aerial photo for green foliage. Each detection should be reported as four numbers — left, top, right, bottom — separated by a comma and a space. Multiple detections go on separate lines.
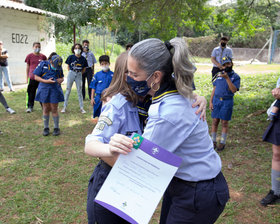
25, 0, 98, 43
202, 0, 280, 47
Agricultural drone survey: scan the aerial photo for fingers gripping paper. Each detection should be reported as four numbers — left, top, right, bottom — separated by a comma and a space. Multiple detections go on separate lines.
95, 133, 182, 224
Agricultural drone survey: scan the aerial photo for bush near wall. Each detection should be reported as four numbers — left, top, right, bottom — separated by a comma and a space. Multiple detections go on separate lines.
184, 35, 219, 58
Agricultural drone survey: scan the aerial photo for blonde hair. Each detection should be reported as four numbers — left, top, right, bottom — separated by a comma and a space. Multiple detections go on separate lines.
102, 51, 138, 105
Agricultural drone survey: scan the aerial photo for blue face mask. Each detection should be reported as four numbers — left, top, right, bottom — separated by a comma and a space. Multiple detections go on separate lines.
126, 73, 153, 96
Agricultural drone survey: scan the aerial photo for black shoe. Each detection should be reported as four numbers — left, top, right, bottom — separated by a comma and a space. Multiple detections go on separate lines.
53, 128, 60, 136
43, 128, 50, 136
217, 143, 226, 151
213, 141, 217, 149
260, 190, 280, 206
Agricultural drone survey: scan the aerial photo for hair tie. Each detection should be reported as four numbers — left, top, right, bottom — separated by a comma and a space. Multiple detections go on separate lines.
164, 41, 173, 51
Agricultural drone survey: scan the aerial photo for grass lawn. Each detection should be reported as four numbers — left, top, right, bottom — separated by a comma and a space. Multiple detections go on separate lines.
1, 67, 280, 223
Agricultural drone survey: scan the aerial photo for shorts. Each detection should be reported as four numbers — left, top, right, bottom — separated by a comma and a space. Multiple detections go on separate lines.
211, 96, 233, 121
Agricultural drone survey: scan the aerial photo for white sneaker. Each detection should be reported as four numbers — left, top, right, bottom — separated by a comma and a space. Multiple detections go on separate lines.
0, 88, 3, 92
6, 107, 16, 114
61, 107, 66, 113
10, 88, 15, 92
26, 107, 32, 113
80, 108, 86, 114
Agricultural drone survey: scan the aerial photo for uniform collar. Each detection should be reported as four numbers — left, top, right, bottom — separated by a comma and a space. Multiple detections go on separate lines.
102, 69, 111, 74
152, 80, 178, 103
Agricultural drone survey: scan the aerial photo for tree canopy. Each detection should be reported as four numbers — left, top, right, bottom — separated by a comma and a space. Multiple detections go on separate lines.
25, 0, 280, 47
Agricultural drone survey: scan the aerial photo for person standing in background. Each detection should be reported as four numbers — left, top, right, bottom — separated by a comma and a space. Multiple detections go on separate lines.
61, 43, 88, 114
82, 40, 97, 100
25, 42, 47, 113
0, 41, 14, 92
211, 36, 233, 78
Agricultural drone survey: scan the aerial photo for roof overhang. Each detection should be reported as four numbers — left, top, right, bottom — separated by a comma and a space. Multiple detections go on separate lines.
0, 0, 66, 19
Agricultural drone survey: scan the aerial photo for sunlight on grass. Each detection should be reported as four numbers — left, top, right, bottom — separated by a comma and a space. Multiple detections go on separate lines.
65, 119, 84, 127
0, 158, 17, 168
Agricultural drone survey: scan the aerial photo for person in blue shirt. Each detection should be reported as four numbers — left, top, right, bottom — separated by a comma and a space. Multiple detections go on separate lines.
90, 55, 114, 118
61, 43, 88, 114
104, 38, 229, 224
34, 54, 64, 136
85, 52, 140, 224
211, 36, 233, 78
210, 56, 241, 151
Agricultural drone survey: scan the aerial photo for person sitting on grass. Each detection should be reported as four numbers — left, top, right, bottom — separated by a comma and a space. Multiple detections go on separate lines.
90, 55, 114, 121
209, 56, 240, 151
34, 55, 64, 136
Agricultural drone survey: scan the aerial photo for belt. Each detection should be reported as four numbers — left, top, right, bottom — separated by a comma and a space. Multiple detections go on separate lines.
216, 96, 233, 101
173, 176, 198, 188
71, 69, 82, 73
173, 176, 215, 188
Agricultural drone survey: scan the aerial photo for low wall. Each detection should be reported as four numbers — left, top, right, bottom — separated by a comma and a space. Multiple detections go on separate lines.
232, 48, 280, 63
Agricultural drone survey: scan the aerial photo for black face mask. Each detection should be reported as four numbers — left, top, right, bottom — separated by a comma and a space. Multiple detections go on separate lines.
221, 42, 226, 47
225, 66, 232, 73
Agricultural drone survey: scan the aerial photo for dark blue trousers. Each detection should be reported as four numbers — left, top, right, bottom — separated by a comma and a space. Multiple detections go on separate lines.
160, 172, 229, 224
87, 161, 130, 224
82, 67, 93, 100
93, 94, 102, 118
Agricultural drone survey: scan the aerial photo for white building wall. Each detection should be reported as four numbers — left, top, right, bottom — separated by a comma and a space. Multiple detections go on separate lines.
0, 8, 55, 84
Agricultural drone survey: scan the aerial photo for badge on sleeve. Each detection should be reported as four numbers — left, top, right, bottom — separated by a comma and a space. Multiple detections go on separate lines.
95, 115, 113, 131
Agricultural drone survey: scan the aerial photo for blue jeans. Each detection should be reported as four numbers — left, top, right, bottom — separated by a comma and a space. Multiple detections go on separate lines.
0, 66, 13, 90
63, 70, 83, 109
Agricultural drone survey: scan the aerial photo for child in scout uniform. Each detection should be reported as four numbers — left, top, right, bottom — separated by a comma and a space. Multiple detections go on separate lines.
90, 55, 114, 119
85, 52, 140, 224
34, 55, 64, 136
210, 56, 240, 151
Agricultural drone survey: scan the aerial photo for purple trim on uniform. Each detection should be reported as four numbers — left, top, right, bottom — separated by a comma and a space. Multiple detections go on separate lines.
139, 138, 182, 167
95, 200, 138, 224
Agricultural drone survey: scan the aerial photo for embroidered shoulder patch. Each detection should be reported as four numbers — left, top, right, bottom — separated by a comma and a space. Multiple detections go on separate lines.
95, 115, 113, 131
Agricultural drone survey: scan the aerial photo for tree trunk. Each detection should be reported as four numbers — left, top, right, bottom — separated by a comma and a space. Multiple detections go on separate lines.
110, 29, 118, 57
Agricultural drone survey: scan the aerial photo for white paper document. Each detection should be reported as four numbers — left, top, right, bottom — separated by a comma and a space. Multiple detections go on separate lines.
95, 133, 182, 224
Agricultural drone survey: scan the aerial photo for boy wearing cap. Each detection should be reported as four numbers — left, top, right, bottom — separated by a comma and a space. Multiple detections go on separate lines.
34, 54, 64, 136
89, 55, 113, 118
209, 56, 241, 151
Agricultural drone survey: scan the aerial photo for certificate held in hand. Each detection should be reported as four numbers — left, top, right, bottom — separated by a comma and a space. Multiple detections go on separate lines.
95, 133, 182, 224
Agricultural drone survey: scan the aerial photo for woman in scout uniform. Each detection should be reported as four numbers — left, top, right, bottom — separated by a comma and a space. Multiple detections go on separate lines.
34, 55, 64, 136
107, 38, 229, 224
85, 52, 140, 224
209, 56, 241, 151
